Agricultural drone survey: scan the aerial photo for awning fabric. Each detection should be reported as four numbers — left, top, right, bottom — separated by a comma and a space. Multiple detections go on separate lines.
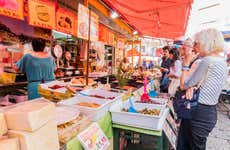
127, 49, 141, 57
103, 0, 193, 39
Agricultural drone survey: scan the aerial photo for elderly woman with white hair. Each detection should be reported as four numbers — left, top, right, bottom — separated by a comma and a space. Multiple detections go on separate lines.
177, 28, 228, 150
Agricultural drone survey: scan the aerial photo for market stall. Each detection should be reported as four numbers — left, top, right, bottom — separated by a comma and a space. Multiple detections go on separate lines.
0, 0, 196, 150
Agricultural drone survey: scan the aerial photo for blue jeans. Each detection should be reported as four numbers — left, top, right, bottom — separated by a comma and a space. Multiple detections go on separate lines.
177, 103, 217, 150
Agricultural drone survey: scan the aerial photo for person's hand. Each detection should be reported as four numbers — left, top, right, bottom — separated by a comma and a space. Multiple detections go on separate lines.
183, 53, 193, 66
160, 67, 168, 73
185, 87, 194, 100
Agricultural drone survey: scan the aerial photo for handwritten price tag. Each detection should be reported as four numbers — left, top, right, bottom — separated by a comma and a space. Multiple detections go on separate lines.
78, 123, 110, 150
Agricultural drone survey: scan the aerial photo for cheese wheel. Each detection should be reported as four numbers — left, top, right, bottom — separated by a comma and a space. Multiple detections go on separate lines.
0, 138, 20, 150
4, 99, 56, 132
8, 120, 60, 150
0, 113, 7, 135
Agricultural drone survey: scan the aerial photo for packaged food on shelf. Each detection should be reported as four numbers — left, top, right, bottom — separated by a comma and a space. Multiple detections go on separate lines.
0, 72, 16, 84
59, 95, 110, 121
110, 101, 168, 130
0, 112, 7, 135
3, 98, 56, 132
0, 138, 20, 150
8, 120, 60, 150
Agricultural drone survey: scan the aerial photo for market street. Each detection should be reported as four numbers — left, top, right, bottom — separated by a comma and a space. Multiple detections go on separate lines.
207, 103, 230, 150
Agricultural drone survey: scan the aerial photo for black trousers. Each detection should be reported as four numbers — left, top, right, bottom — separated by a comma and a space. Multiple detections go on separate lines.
177, 103, 217, 150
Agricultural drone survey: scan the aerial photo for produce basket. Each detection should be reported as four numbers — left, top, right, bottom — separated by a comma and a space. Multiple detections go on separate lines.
59, 95, 110, 121
38, 81, 75, 102
110, 101, 168, 130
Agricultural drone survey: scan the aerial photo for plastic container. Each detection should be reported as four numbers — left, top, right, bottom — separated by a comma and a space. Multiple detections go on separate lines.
59, 95, 110, 121
133, 97, 168, 107
110, 101, 168, 130
80, 88, 122, 105
57, 112, 91, 144
38, 81, 74, 102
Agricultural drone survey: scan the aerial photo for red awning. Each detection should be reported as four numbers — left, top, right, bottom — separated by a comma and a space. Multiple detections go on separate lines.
103, 0, 193, 39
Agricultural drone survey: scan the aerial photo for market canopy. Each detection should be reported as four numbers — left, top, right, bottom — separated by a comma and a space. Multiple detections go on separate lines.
102, 0, 193, 39
127, 49, 141, 57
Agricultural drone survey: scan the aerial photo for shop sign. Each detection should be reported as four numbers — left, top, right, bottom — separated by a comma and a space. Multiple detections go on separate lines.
34, 27, 52, 40
78, 123, 110, 150
0, 0, 24, 20
77, 3, 89, 40
99, 24, 108, 42
163, 113, 177, 150
28, 0, 56, 29
108, 31, 114, 46
117, 38, 125, 49
90, 11, 99, 41
56, 7, 77, 36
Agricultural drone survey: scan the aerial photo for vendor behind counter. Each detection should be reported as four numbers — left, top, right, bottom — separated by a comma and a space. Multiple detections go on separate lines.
16, 38, 55, 100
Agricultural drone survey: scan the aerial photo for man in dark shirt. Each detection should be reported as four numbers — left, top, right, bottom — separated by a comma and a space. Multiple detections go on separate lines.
160, 46, 172, 93
161, 46, 172, 74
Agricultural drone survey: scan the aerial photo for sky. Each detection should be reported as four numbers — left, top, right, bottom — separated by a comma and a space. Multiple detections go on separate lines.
185, 0, 230, 38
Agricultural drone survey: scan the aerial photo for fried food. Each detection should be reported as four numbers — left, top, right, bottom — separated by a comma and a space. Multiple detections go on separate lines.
77, 102, 100, 108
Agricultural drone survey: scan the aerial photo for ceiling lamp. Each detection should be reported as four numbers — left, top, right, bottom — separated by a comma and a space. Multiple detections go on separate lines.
133, 31, 138, 35
110, 11, 119, 19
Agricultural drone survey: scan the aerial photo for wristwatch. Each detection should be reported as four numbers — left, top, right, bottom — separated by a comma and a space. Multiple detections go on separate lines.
182, 66, 190, 71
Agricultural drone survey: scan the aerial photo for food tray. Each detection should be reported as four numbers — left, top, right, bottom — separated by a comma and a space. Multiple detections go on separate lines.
70, 81, 97, 87
55, 104, 80, 125
39, 81, 67, 93
59, 95, 110, 121
110, 101, 168, 130
57, 109, 91, 144
134, 97, 168, 107
80, 89, 123, 107
88, 72, 108, 78
38, 81, 74, 102
81, 89, 122, 99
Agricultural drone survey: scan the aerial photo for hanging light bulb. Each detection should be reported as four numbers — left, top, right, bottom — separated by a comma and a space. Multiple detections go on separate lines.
133, 31, 138, 35
110, 11, 119, 19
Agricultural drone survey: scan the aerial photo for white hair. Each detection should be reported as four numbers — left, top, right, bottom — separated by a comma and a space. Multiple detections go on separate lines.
183, 38, 193, 47
194, 28, 224, 53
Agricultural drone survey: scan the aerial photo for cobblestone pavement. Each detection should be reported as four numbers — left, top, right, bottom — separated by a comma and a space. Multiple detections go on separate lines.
206, 103, 230, 150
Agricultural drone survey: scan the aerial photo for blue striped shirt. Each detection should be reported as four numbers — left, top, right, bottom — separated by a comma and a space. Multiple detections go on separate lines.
185, 56, 228, 105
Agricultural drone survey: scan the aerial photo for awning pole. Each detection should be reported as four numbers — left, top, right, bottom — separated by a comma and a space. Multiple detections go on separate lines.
132, 39, 134, 70
86, 0, 91, 86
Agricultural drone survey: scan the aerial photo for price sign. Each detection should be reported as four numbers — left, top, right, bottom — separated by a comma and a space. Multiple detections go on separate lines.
90, 11, 99, 41
0, 0, 24, 20
78, 123, 110, 150
77, 3, 89, 40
